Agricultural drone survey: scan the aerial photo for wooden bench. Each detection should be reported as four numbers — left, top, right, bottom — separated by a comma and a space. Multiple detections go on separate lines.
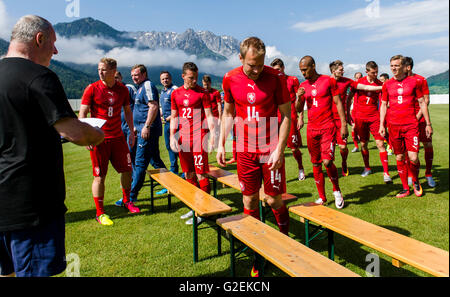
289, 202, 449, 277
217, 214, 359, 277
147, 170, 232, 262
207, 166, 298, 221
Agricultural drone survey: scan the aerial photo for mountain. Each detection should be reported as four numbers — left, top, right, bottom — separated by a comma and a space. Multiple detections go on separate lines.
427, 70, 449, 94
0, 38, 8, 54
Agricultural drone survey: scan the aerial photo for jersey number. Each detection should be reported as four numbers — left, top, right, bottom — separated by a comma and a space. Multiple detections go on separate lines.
247, 106, 260, 121
182, 108, 192, 119
397, 96, 403, 104
312, 98, 318, 108
194, 155, 203, 167
108, 106, 114, 117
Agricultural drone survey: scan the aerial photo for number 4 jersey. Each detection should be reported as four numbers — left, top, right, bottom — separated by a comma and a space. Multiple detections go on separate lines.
81, 80, 130, 138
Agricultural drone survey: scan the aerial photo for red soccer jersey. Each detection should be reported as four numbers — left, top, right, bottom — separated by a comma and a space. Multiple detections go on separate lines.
81, 80, 129, 139
382, 76, 424, 126
300, 75, 339, 130
351, 76, 383, 121
332, 77, 353, 121
278, 74, 300, 123
205, 88, 222, 118
171, 85, 211, 144
223, 65, 290, 154
411, 74, 430, 123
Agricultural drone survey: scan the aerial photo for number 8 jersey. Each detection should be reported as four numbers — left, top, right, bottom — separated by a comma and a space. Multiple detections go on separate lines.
81, 80, 130, 138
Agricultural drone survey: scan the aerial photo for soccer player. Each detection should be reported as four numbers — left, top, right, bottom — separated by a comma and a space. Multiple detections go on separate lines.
404, 57, 436, 188
379, 73, 389, 83
348, 61, 392, 183
379, 55, 432, 198
170, 62, 216, 225
378, 72, 393, 156
295, 56, 347, 209
329, 60, 353, 176
270, 58, 306, 180
202, 75, 222, 120
80, 58, 139, 226
217, 37, 291, 277
350, 72, 363, 153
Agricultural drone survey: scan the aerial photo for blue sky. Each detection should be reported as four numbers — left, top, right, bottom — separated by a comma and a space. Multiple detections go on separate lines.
1, 0, 448, 78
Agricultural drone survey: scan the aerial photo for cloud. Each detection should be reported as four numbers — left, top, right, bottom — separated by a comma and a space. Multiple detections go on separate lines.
292, 0, 449, 42
0, 0, 12, 40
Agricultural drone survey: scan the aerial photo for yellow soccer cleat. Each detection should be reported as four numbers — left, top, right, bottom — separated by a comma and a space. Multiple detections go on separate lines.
96, 214, 114, 226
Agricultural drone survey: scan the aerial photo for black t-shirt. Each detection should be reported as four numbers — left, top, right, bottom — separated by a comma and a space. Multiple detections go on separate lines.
0, 57, 76, 232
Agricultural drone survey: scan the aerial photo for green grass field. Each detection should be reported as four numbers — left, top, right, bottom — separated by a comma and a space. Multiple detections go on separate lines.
59, 105, 449, 277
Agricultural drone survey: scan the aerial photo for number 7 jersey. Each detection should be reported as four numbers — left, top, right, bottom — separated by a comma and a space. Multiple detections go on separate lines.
81, 80, 130, 139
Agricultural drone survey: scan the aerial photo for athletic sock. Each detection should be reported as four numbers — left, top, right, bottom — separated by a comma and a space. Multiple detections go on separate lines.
198, 178, 211, 194
312, 165, 326, 200
425, 147, 434, 177
93, 196, 104, 217
409, 160, 420, 183
396, 160, 409, 190
271, 204, 290, 235
244, 207, 260, 220
379, 151, 389, 174
186, 177, 199, 187
292, 149, 304, 170
326, 163, 340, 192
361, 149, 370, 170
352, 131, 359, 148
122, 188, 131, 204
340, 148, 348, 171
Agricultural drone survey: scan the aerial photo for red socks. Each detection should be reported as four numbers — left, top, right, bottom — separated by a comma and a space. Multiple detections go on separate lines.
272, 204, 290, 235
396, 160, 409, 190
313, 165, 326, 200
199, 178, 211, 194
293, 149, 304, 170
340, 148, 348, 171
409, 160, 420, 183
325, 163, 340, 192
244, 207, 260, 220
361, 149, 370, 170
379, 151, 389, 175
93, 196, 104, 217
186, 177, 199, 187
425, 147, 434, 177
122, 188, 131, 204
352, 131, 359, 148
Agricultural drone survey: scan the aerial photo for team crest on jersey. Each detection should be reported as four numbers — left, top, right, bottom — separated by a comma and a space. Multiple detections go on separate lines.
398, 88, 404, 95
108, 97, 115, 105
239, 181, 245, 192
183, 99, 189, 107
247, 92, 256, 104
311, 89, 317, 97
94, 167, 100, 176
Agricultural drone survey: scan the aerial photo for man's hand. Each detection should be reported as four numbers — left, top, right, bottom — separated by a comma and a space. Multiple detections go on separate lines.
216, 146, 227, 167
128, 132, 135, 148
267, 147, 284, 171
170, 136, 180, 153
296, 87, 305, 98
379, 125, 386, 138
297, 117, 304, 130
141, 126, 150, 140
426, 125, 433, 138
341, 124, 349, 140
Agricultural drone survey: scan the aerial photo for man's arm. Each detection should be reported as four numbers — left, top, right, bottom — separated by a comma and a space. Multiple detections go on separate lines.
378, 101, 388, 138
78, 104, 90, 119
418, 96, 433, 138
416, 94, 429, 120
54, 117, 104, 146
216, 101, 235, 167
123, 104, 135, 148
355, 84, 383, 92
169, 109, 180, 153
333, 94, 348, 139
204, 107, 216, 150
268, 101, 291, 171
141, 101, 159, 140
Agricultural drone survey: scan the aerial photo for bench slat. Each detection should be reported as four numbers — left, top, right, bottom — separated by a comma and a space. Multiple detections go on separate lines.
217, 214, 359, 277
151, 171, 232, 217
289, 203, 449, 277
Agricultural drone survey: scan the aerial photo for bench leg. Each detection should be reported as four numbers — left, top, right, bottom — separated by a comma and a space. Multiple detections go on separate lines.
328, 230, 335, 261
168, 194, 171, 210
217, 223, 222, 256
259, 201, 265, 223
305, 219, 310, 247
229, 234, 235, 277
193, 212, 198, 263
212, 179, 217, 198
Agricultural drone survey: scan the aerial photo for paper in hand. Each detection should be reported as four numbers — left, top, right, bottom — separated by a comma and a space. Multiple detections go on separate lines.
79, 118, 106, 128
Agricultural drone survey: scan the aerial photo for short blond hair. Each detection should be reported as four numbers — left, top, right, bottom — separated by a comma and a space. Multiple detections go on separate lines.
240, 37, 266, 58
100, 58, 117, 70
390, 55, 405, 65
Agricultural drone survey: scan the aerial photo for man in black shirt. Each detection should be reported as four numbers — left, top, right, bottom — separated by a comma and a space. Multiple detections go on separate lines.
0, 15, 104, 277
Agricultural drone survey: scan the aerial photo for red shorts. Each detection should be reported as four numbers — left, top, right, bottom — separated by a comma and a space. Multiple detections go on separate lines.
388, 123, 420, 155
236, 152, 286, 197
179, 150, 209, 175
90, 136, 132, 177
354, 118, 384, 143
418, 121, 432, 143
307, 126, 336, 164
333, 119, 348, 146
287, 123, 302, 149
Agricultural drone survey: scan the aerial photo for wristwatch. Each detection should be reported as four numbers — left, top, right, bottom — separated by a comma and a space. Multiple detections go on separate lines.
145, 124, 151, 128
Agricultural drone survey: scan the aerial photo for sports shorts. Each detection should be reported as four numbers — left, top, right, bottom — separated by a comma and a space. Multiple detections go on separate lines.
418, 121, 432, 143
334, 119, 348, 146
307, 126, 336, 164
236, 152, 286, 197
0, 216, 66, 277
287, 123, 302, 149
90, 136, 132, 177
354, 117, 384, 143
388, 123, 420, 155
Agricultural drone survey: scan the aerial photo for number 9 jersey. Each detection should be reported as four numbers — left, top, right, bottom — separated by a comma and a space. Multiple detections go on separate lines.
81, 80, 130, 138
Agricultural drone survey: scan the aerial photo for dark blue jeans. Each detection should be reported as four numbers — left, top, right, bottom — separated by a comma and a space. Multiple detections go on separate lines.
130, 130, 166, 201
164, 122, 179, 174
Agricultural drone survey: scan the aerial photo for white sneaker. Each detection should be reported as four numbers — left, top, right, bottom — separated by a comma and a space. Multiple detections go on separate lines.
361, 168, 372, 177
407, 177, 413, 186
314, 197, 326, 205
384, 173, 393, 184
298, 169, 306, 181
351, 147, 359, 153
180, 210, 193, 220
185, 216, 204, 225
333, 191, 344, 209
426, 176, 436, 188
